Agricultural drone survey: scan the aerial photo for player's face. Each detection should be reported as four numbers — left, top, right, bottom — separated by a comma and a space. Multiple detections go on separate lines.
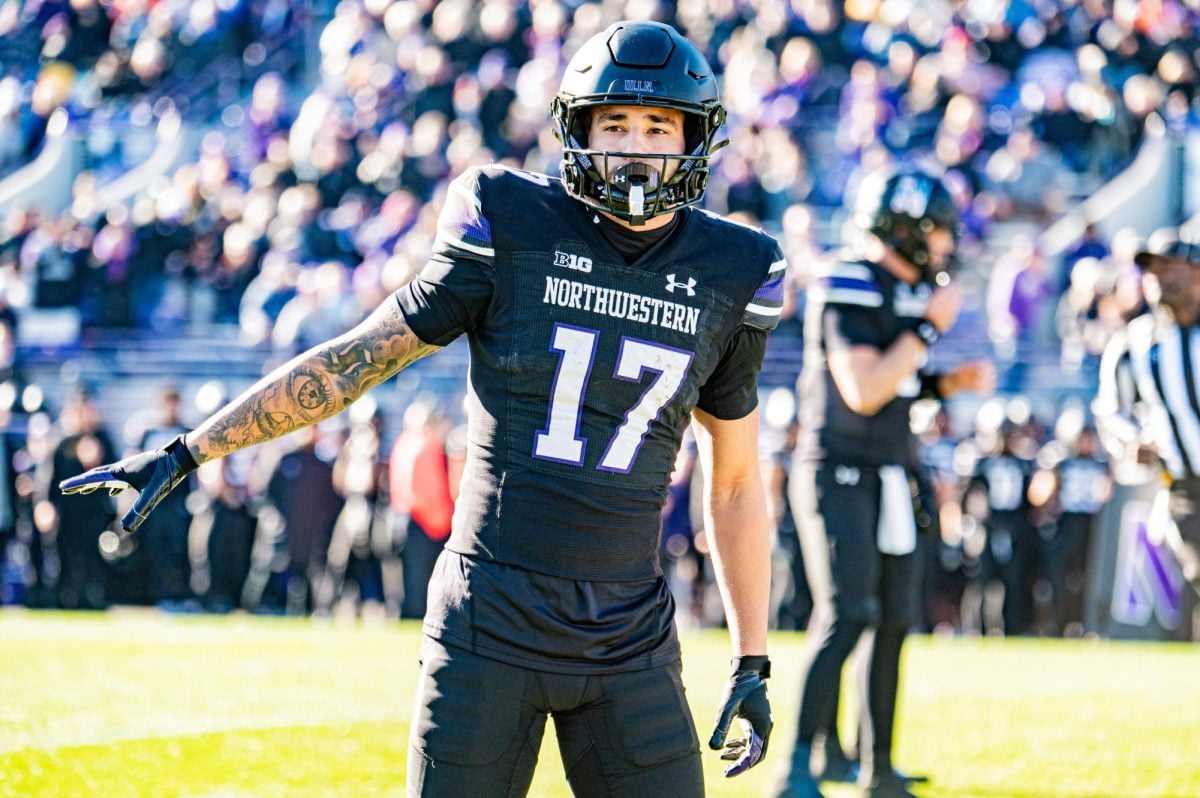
1143, 255, 1197, 311
925, 225, 956, 271
588, 105, 687, 183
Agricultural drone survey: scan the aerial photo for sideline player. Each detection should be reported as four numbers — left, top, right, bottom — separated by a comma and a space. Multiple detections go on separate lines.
62, 21, 781, 797
775, 169, 994, 798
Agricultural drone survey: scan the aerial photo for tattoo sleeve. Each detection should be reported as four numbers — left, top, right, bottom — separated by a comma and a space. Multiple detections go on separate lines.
190, 300, 438, 462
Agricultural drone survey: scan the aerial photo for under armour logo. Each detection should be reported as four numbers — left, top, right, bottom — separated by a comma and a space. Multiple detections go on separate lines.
665, 274, 697, 296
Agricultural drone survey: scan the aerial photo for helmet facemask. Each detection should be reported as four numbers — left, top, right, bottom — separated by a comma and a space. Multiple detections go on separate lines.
552, 21, 727, 226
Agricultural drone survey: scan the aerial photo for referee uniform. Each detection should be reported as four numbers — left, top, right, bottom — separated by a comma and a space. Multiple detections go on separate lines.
1094, 227, 1200, 598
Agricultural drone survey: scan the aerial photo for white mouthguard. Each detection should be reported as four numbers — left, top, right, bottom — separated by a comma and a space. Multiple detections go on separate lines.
629, 183, 645, 219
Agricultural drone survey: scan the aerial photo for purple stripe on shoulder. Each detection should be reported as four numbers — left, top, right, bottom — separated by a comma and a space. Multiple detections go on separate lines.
443, 192, 494, 245
753, 273, 785, 303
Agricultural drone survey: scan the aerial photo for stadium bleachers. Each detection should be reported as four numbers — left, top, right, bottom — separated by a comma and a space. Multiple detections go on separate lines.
1, 0, 1197, 634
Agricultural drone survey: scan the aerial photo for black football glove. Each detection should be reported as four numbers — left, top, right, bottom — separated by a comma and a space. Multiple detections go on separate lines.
708, 655, 772, 777
58, 434, 199, 532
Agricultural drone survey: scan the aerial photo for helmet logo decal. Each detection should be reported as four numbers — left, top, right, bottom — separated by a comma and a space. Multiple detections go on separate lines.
665, 274, 697, 296
890, 175, 929, 218
624, 79, 656, 92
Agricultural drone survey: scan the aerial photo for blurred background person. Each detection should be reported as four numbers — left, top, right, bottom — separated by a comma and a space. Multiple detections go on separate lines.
776, 169, 994, 798
761, 388, 810, 633
1028, 419, 1111, 637
44, 387, 116, 609
0, 381, 23, 604
321, 400, 389, 618
1094, 228, 1200, 606
245, 422, 342, 615
187, 457, 255, 613
124, 383, 194, 609
15, 402, 56, 609
660, 431, 703, 630
388, 397, 452, 621
915, 407, 969, 633
961, 417, 1039, 636
987, 236, 1056, 393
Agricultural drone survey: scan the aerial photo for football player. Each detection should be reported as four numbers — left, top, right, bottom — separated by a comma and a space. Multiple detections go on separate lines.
61, 21, 782, 797
774, 169, 994, 798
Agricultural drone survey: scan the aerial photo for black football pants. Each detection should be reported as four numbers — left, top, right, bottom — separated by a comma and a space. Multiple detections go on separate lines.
407, 637, 704, 797
789, 465, 921, 778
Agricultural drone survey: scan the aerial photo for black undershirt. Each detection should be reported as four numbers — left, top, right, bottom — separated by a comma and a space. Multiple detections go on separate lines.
592, 211, 681, 264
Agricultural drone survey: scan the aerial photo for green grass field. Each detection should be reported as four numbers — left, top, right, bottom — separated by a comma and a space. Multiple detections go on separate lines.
0, 610, 1196, 798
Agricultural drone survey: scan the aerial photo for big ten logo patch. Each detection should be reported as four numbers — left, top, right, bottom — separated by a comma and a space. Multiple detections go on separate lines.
554, 250, 593, 273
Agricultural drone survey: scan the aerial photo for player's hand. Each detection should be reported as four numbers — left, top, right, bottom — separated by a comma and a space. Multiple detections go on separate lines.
58, 434, 199, 532
924, 283, 963, 332
945, 360, 996, 397
708, 656, 772, 777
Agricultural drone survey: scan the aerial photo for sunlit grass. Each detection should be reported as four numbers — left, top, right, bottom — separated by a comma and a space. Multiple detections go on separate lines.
0, 610, 1196, 797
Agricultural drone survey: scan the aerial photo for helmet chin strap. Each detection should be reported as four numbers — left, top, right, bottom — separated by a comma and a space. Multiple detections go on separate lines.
612, 162, 659, 225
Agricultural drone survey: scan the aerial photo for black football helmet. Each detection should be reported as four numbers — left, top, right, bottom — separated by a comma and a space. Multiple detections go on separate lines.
552, 21, 726, 225
853, 168, 959, 280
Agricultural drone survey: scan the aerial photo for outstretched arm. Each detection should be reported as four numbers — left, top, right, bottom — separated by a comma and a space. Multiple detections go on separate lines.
60, 297, 438, 530
190, 298, 437, 463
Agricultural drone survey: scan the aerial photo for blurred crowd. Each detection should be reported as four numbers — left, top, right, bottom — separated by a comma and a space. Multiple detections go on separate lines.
0, 0, 301, 180
1, 0, 1194, 346
0, 374, 1115, 640
0, 381, 463, 618
1, 0, 1199, 632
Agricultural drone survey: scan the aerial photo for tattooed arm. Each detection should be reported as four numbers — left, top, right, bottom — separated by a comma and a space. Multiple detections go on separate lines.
188, 299, 438, 463
58, 297, 438, 530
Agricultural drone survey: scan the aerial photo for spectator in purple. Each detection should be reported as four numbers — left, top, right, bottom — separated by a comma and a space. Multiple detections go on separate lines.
988, 236, 1056, 390
1059, 221, 1110, 293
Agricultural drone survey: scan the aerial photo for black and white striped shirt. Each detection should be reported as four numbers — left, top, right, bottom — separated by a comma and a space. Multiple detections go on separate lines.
1095, 312, 1200, 481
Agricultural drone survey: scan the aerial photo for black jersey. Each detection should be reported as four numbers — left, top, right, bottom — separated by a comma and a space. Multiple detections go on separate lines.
971, 454, 1033, 514
797, 257, 932, 468
396, 165, 785, 671
1056, 456, 1108, 515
